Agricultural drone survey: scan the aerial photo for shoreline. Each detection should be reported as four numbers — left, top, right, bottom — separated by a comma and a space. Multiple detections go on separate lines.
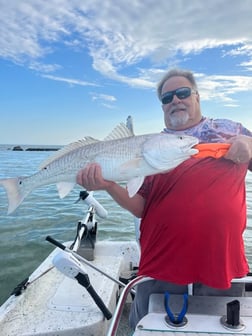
0, 145, 62, 151
12, 145, 60, 151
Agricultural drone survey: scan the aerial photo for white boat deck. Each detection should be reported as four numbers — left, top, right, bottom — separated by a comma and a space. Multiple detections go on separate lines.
1, 239, 252, 336
133, 294, 252, 335
0, 241, 140, 336
134, 314, 252, 335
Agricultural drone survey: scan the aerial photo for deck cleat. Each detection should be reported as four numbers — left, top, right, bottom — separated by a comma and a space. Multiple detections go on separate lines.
164, 291, 188, 328
220, 299, 245, 331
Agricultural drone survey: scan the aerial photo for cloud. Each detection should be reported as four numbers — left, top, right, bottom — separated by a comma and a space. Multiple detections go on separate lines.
1, 0, 252, 96
90, 92, 117, 108
41, 74, 98, 87
29, 61, 62, 73
0, 3, 250, 59
240, 60, 252, 71
195, 73, 252, 107
91, 93, 117, 102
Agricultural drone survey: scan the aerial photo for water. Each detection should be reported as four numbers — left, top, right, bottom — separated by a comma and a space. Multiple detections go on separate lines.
0, 150, 251, 305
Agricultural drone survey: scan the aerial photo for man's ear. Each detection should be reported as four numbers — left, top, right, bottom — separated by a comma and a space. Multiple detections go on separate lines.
195, 91, 200, 103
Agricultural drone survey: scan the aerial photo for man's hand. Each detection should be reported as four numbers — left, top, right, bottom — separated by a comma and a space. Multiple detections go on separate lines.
225, 135, 252, 164
76, 163, 145, 218
76, 163, 116, 191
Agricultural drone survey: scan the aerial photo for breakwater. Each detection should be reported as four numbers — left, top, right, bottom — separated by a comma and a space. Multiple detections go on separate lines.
12, 145, 60, 151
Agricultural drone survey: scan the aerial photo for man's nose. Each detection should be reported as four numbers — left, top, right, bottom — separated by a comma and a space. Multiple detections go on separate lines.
171, 94, 181, 103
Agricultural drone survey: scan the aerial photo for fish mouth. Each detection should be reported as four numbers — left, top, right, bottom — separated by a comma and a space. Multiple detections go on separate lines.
180, 138, 199, 154
181, 138, 199, 152
189, 138, 200, 155
192, 138, 199, 146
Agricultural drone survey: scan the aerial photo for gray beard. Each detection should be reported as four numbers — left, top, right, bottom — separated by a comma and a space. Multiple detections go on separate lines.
169, 112, 189, 128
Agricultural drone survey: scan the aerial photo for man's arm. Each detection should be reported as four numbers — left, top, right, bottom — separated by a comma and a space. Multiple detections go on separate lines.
76, 163, 145, 218
224, 135, 252, 167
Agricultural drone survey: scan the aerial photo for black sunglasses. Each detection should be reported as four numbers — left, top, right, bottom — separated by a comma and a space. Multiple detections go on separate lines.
161, 87, 196, 105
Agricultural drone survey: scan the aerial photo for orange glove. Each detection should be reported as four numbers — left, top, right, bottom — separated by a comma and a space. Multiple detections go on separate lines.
193, 143, 231, 159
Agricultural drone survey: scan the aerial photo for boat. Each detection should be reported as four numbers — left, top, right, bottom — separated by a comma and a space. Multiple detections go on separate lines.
0, 190, 252, 336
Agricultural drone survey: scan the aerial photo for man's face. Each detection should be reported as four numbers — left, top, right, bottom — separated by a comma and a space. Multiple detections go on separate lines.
161, 76, 202, 130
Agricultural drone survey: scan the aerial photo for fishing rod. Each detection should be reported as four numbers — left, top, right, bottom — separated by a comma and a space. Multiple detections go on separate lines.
46, 234, 128, 320
45, 190, 132, 320
46, 235, 126, 288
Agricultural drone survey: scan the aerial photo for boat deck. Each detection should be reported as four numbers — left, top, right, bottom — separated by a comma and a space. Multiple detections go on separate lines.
0, 241, 140, 336
132, 293, 252, 335
1, 239, 252, 336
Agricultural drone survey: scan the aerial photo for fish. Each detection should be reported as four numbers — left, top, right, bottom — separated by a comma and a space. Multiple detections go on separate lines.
0, 123, 199, 214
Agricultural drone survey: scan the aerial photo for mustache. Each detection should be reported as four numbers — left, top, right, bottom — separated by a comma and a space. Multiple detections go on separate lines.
170, 104, 187, 114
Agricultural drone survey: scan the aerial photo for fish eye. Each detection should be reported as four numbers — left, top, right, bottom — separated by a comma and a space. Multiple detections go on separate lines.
179, 136, 183, 140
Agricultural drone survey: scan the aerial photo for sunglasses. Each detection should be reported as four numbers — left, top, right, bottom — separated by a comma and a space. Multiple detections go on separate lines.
161, 87, 196, 105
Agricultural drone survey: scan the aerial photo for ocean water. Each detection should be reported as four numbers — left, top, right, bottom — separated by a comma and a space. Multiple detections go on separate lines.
0, 149, 251, 305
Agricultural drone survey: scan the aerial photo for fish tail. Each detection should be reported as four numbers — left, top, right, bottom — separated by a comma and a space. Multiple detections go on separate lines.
0, 177, 28, 214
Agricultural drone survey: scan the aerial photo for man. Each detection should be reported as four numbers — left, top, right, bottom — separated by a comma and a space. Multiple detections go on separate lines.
77, 68, 252, 328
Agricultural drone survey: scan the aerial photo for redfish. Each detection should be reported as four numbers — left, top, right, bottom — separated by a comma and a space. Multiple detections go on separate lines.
0, 123, 199, 214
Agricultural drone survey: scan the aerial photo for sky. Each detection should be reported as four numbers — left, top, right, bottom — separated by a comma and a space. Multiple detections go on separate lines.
1, 0, 252, 145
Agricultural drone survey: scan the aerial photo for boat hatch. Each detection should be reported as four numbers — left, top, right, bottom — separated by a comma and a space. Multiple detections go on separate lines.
47, 255, 122, 312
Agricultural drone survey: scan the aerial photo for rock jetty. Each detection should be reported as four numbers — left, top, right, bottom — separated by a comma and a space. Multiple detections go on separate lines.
12, 146, 60, 151
25, 147, 60, 151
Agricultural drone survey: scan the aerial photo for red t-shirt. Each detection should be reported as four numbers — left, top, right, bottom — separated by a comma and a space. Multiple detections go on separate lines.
138, 157, 249, 289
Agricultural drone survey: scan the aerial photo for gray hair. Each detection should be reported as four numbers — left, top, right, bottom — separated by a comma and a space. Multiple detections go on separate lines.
157, 68, 198, 101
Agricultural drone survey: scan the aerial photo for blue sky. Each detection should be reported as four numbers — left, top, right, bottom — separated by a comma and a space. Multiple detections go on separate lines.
1, 0, 252, 145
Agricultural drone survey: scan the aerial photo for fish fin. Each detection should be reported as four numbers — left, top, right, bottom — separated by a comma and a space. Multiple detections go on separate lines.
57, 182, 75, 198
104, 123, 134, 141
0, 177, 28, 214
39, 123, 133, 169
39, 137, 99, 169
126, 116, 134, 135
127, 176, 145, 197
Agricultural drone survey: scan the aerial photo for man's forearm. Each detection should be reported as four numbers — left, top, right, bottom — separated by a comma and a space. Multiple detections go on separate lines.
105, 182, 145, 218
